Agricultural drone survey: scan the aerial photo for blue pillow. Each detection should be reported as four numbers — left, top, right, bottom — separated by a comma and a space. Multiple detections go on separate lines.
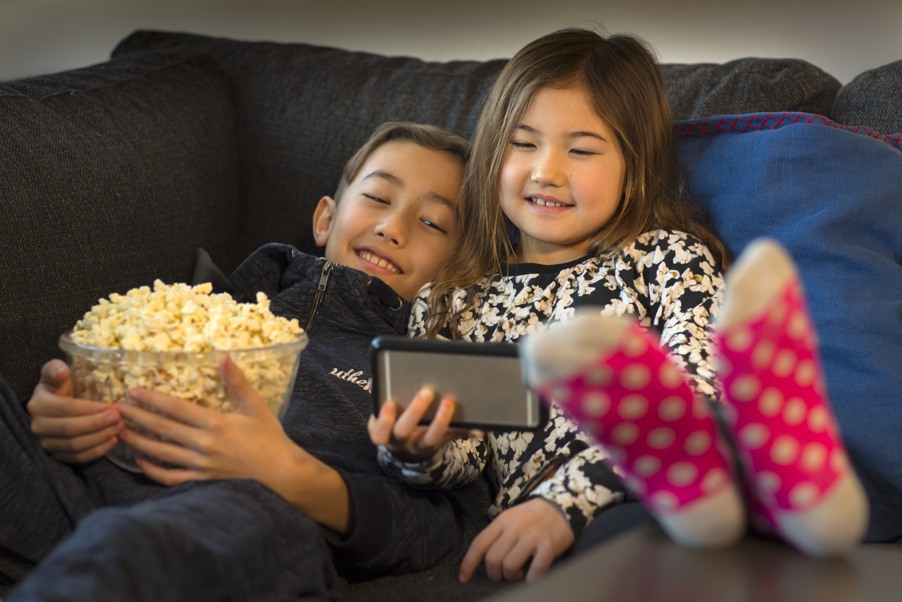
677, 112, 902, 542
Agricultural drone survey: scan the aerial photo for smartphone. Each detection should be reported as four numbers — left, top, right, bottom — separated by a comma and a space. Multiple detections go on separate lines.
370, 336, 547, 430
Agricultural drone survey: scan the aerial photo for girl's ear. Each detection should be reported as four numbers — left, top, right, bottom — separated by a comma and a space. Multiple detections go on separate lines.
312, 196, 336, 247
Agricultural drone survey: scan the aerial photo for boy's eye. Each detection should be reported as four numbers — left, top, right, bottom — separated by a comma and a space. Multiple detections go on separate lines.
363, 193, 389, 204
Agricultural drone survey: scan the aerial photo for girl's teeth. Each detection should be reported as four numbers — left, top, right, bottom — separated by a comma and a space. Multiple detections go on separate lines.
531, 197, 566, 207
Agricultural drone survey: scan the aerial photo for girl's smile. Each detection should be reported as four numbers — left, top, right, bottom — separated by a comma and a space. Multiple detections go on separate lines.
525, 194, 572, 209
500, 83, 626, 265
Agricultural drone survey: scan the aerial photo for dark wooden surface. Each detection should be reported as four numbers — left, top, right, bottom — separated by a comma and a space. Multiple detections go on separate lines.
488, 525, 901, 602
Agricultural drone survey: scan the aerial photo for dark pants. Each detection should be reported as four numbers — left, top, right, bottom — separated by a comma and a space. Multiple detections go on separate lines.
0, 377, 340, 601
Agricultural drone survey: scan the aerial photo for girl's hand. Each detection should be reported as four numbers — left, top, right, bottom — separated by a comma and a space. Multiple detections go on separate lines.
459, 498, 575, 584
117, 355, 303, 492
367, 387, 468, 462
27, 359, 124, 464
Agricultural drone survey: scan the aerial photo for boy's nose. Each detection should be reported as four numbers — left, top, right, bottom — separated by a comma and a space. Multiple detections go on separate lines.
374, 214, 406, 246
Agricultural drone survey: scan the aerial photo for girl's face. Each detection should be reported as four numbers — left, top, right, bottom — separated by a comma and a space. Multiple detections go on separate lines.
500, 84, 626, 264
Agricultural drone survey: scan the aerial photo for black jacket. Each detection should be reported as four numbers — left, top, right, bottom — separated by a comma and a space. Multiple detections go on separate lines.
229, 244, 490, 579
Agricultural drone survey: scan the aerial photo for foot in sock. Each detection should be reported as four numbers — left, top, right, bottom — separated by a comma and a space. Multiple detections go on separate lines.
716, 238, 868, 557
520, 309, 745, 549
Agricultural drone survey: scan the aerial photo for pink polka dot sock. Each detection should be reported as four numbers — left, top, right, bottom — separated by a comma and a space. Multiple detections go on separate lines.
716, 239, 868, 556
520, 311, 744, 549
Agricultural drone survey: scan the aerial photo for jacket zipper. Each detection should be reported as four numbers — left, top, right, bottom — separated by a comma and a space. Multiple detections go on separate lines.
304, 261, 333, 332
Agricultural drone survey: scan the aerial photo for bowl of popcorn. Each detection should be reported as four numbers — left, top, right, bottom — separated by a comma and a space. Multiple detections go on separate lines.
59, 280, 307, 473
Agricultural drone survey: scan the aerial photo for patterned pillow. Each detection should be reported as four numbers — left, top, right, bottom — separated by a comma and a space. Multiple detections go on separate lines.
677, 112, 902, 542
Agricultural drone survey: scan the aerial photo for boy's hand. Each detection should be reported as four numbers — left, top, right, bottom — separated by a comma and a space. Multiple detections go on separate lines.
459, 498, 574, 584
367, 387, 467, 462
119, 356, 353, 534
27, 359, 124, 464
116, 355, 303, 492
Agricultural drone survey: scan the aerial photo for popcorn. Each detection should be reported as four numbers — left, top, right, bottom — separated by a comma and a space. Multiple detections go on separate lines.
70, 280, 302, 353
62, 280, 307, 416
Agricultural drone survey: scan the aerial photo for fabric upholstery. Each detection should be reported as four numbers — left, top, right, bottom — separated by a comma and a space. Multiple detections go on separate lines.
0, 53, 240, 400
662, 58, 841, 121
833, 60, 902, 135
676, 112, 902, 542
113, 31, 504, 261
112, 31, 845, 263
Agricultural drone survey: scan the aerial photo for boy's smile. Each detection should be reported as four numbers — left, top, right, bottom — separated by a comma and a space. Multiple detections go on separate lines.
313, 140, 463, 301
357, 249, 401, 274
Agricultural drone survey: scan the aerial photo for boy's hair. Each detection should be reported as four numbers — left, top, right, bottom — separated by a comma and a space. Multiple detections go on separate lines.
425, 28, 727, 338
333, 121, 470, 202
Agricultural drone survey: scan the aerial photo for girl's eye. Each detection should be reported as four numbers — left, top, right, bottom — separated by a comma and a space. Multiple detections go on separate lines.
571, 148, 597, 157
363, 194, 389, 204
510, 140, 534, 150
422, 219, 448, 234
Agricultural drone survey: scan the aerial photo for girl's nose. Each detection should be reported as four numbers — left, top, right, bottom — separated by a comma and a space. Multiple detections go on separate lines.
531, 150, 564, 186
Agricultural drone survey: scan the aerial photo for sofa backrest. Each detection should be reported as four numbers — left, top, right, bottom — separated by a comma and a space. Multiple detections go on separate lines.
0, 52, 241, 399
112, 30, 844, 264
833, 59, 902, 135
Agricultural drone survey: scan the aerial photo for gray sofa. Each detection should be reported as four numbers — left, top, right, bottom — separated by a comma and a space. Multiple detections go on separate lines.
1, 30, 900, 600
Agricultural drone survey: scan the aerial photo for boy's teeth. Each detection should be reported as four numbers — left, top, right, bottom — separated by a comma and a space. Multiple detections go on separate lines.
361, 251, 400, 273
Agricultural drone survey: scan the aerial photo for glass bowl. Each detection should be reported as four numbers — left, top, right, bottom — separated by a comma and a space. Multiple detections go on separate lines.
59, 331, 308, 472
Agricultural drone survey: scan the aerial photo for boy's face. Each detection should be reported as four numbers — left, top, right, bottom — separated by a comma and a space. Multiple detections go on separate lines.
313, 140, 463, 301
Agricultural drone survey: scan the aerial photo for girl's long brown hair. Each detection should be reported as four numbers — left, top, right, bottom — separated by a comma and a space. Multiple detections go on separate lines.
425, 28, 727, 338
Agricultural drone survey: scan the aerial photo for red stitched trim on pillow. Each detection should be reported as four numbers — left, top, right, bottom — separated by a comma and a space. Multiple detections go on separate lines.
675, 112, 902, 150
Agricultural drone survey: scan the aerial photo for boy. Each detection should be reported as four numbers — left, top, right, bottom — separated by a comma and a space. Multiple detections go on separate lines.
1, 122, 490, 601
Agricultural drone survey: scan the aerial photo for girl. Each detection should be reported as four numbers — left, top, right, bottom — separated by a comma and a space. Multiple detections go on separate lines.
370, 27, 725, 581
370, 28, 867, 584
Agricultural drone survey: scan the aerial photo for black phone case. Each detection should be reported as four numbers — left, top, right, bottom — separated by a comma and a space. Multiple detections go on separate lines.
369, 336, 549, 430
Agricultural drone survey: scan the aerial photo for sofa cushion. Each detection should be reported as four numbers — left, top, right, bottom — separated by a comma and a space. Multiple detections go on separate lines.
662, 58, 841, 121
833, 60, 902, 135
0, 53, 240, 400
676, 112, 902, 542
112, 31, 844, 264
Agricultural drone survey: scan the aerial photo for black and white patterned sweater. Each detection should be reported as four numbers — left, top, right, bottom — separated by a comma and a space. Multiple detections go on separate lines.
378, 230, 725, 535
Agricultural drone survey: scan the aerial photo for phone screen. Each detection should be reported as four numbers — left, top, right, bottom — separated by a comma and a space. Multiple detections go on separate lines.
371, 336, 546, 430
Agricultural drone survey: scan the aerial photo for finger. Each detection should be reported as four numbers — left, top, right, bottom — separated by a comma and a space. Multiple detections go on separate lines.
499, 540, 533, 582
134, 456, 200, 487
48, 434, 120, 465
119, 427, 202, 471
126, 388, 211, 429
368, 401, 398, 445
31, 406, 121, 438
38, 359, 72, 395
482, 530, 519, 582
393, 387, 436, 438
422, 395, 456, 449
117, 397, 208, 449
28, 389, 111, 421
525, 546, 557, 583
39, 421, 122, 455
220, 355, 266, 417
459, 523, 498, 583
